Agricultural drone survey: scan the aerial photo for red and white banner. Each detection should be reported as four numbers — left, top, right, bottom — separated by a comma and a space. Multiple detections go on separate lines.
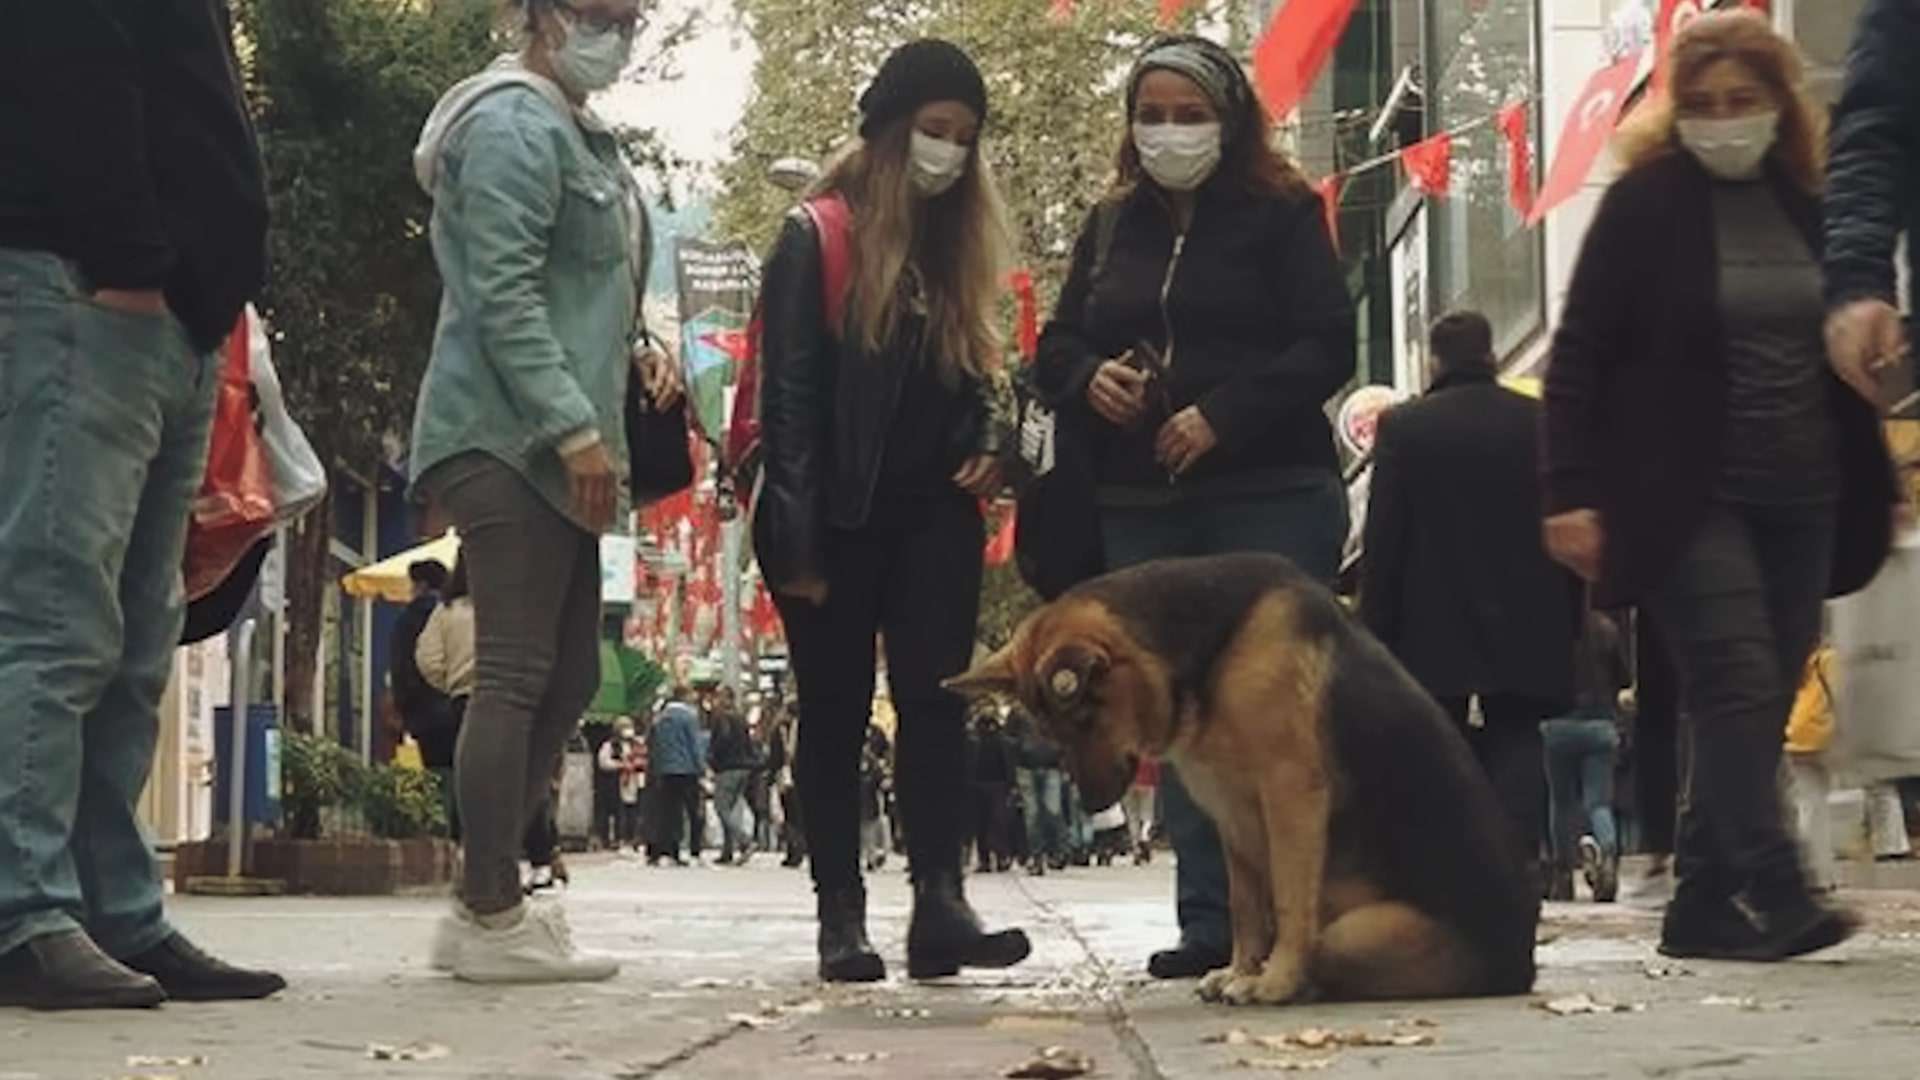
1313, 174, 1344, 251
1252, 0, 1363, 121
1497, 101, 1535, 219
1529, 51, 1644, 226
1400, 132, 1452, 197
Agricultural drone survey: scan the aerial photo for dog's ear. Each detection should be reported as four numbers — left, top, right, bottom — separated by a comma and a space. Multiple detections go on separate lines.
944, 646, 1020, 699
1038, 641, 1110, 711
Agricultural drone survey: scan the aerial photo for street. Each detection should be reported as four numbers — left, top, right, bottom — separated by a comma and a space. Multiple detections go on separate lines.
7, 857, 1920, 1079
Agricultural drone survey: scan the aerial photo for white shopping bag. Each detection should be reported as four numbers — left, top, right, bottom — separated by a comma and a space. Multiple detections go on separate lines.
1831, 530, 1920, 783
242, 306, 328, 525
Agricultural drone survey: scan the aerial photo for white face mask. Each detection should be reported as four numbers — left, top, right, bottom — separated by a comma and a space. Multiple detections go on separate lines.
909, 131, 970, 197
550, 10, 634, 95
1133, 122, 1223, 192
1676, 110, 1778, 181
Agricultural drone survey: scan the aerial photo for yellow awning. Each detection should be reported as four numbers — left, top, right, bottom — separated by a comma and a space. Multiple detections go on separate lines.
341, 529, 460, 604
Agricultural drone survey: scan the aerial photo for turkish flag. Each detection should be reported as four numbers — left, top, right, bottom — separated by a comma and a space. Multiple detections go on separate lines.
1653, 0, 1704, 94
1313, 175, 1344, 251
1529, 51, 1644, 226
1252, 0, 1363, 121
1158, 0, 1193, 26
1009, 268, 1039, 362
983, 501, 1016, 566
1401, 132, 1452, 197
1048, 0, 1073, 22
1497, 101, 1535, 219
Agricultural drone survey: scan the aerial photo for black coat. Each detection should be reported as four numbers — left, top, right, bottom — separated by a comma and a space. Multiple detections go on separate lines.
0, 1, 267, 355
753, 210, 1007, 593
1542, 153, 1895, 608
1823, 0, 1920, 321
1036, 180, 1353, 499
1360, 371, 1578, 702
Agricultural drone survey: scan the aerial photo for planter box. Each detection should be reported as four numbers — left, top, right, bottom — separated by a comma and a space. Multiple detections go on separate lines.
172, 836, 455, 896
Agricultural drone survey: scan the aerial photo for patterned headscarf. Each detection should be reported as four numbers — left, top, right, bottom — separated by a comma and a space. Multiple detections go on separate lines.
1126, 35, 1255, 139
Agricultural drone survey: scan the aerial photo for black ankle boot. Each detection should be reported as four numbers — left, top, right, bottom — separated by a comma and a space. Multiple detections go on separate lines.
906, 870, 1031, 980
816, 885, 885, 983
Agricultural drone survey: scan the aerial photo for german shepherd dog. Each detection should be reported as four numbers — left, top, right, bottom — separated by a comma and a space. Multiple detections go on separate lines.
948, 554, 1538, 1005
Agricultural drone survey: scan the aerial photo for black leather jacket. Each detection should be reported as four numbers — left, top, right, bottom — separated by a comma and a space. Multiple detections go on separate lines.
752, 208, 1009, 593
1823, 0, 1920, 325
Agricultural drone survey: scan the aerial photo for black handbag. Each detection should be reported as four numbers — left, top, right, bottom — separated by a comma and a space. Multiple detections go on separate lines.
624, 376, 695, 504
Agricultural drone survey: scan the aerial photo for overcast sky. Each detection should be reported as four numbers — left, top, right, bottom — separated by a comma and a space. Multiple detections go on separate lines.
596, 0, 756, 183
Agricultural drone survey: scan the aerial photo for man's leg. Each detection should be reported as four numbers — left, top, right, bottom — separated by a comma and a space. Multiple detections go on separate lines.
1480, 695, 1554, 870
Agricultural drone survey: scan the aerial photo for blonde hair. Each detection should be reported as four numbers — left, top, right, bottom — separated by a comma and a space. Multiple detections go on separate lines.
1614, 9, 1826, 194
814, 116, 1010, 379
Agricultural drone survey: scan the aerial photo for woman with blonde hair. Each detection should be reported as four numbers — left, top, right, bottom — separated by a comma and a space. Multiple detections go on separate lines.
1542, 10, 1896, 962
754, 39, 1026, 983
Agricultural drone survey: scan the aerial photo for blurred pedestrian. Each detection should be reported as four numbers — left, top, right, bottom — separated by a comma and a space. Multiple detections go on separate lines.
969, 708, 1017, 874
1541, 608, 1632, 903
394, 561, 456, 824
707, 691, 759, 865
416, 557, 477, 841
596, 716, 645, 851
646, 689, 705, 867
1123, 760, 1159, 866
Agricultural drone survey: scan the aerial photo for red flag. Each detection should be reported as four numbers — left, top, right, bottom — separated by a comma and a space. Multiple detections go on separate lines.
983, 502, 1016, 566
1157, 0, 1193, 26
1313, 175, 1343, 251
1048, 0, 1073, 22
1400, 132, 1452, 197
1653, 0, 1703, 93
1009, 268, 1039, 362
1530, 51, 1644, 225
1497, 101, 1534, 219
1252, 0, 1363, 121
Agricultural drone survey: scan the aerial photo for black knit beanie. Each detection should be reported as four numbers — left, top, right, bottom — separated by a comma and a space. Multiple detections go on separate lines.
858, 39, 989, 139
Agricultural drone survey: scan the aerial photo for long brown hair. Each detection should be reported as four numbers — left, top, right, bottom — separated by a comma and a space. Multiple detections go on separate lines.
1614, 9, 1826, 194
813, 115, 1011, 380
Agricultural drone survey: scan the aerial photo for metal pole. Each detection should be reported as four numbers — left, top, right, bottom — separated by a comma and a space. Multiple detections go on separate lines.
226, 618, 258, 880
721, 516, 743, 694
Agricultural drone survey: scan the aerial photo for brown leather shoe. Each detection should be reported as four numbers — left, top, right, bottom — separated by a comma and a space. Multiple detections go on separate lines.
0, 930, 166, 1011
123, 934, 285, 1002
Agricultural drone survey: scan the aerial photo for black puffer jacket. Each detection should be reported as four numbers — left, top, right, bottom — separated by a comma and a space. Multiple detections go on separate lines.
753, 208, 1009, 593
1823, 0, 1920, 321
1036, 179, 1353, 503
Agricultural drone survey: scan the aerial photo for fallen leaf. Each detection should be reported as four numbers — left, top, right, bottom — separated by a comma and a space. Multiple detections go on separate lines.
989, 1015, 1084, 1033
1208, 1028, 1433, 1051
1643, 963, 1694, 980
726, 1013, 785, 1030
1699, 995, 1786, 1011
1235, 1057, 1336, 1072
1004, 1046, 1094, 1079
1292, 1028, 1334, 1050
829, 1052, 892, 1064
366, 1043, 452, 1062
126, 1058, 208, 1069
118, 1074, 180, 1080
1538, 994, 1645, 1016
875, 1007, 932, 1020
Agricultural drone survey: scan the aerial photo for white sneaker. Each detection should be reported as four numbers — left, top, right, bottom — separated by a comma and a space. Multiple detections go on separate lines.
428, 905, 474, 972
452, 901, 619, 985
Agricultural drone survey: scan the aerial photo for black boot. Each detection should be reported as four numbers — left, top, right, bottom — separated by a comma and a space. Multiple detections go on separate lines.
123, 933, 286, 1002
906, 870, 1031, 980
0, 930, 165, 1011
816, 886, 885, 983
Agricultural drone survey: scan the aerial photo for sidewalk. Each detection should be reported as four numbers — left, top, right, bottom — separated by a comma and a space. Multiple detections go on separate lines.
9, 857, 1920, 1079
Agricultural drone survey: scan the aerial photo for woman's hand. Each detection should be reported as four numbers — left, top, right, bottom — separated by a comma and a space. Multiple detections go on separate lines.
563, 440, 618, 533
1543, 509, 1605, 583
953, 455, 1002, 497
1826, 299, 1908, 407
1155, 407, 1218, 476
635, 343, 684, 409
1087, 357, 1148, 427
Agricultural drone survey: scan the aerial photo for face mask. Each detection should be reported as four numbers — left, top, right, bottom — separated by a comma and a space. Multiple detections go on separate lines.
1676, 110, 1778, 181
909, 131, 970, 197
550, 10, 634, 95
1133, 122, 1223, 192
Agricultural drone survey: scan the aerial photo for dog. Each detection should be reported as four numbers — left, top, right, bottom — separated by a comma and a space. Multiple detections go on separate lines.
947, 553, 1539, 1005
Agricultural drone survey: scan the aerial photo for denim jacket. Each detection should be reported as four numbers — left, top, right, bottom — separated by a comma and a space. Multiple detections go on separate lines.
409, 63, 640, 532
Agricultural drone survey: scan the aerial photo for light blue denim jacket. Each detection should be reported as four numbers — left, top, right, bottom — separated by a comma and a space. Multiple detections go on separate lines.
409, 70, 639, 532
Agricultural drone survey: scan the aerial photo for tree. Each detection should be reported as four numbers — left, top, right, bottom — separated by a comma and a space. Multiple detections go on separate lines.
236, 0, 689, 731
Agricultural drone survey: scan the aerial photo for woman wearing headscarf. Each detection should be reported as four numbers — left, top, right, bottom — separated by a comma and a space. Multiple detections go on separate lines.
1035, 34, 1354, 981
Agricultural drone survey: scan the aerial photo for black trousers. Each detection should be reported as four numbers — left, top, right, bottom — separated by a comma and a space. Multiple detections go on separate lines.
1633, 613, 1682, 855
1644, 502, 1831, 898
523, 799, 557, 868
973, 780, 1014, 866
773, 494, 983, 892
651, 774, 704, 859
1438, 694, 1559, 865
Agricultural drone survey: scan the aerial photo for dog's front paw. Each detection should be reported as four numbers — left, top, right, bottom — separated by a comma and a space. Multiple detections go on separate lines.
1223, 964, 1313, 1007
1196, 966, 1237, 1003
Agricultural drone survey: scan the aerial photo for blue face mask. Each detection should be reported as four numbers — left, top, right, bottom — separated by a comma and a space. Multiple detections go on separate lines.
550, 9, 634, 95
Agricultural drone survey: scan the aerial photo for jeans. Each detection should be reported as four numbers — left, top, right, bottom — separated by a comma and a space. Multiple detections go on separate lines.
1017, 767, 1067, 863
773, 493, 982, 891
0, 250, 216, 959
1644, 502, 1832, 901
1542, 716, 1621, 868
651, 774, 703, 859
714, 769, 754, 859
428, 455, 602, 915
1101, 477, 1349, 952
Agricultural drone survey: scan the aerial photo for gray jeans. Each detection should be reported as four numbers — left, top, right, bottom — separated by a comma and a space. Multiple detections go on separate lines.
430, 455, 601, 914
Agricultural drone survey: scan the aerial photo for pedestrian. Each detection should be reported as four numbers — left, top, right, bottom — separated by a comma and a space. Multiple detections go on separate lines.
646, 689, 705, 867
746, 709, 776, 853
753, 38, 1030, 983
1122, 760, 1159, 866
1009, 708, 1069, 876
1361, 310, 1580, 885
416, 557, 477, 842
393, 561, 456, 824
1784, 643, 1913, 891
1034, 33, 1354, 981
859, 725, 893, 873
1541, 608, 1633, 904
596, 717, 646, 851
1541, 11, 1895, 961
1822, 0, 1917, 413
968, 709, 1017, 874
411, 0, 684, 984
707, 692, 759, 865
0, 1, 287, 1010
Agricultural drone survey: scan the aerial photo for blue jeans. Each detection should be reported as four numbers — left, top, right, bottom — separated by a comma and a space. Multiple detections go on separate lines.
1101, 478, 1349, 953
0, 251, 216, 958
1017, 767, 1066, 862
1541, 716, 1620, 867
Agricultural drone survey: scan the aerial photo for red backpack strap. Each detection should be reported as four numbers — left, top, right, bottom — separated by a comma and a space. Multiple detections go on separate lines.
800, 192, 853, 338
